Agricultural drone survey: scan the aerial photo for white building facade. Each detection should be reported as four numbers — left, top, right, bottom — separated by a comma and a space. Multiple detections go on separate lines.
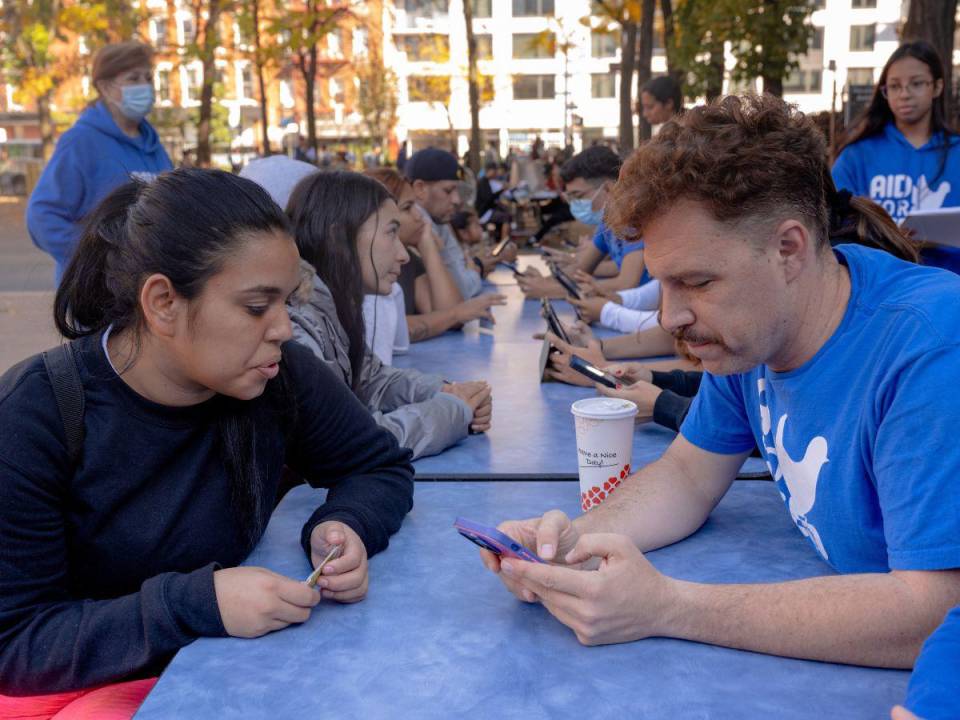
386, 0, 960, 154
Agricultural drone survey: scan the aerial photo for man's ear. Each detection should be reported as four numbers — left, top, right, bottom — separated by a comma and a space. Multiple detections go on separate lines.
139, 273, 184, 338
774, 219, 814, 284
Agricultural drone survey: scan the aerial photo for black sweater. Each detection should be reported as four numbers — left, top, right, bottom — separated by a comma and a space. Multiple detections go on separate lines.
650, 370, 703, 432
0, 334, 414, 695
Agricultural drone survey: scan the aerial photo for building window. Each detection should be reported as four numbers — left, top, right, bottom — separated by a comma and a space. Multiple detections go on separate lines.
512, 0, 553, 16
401, 0, 448, 22
156, 69, 171, 102
851, 0, 876, 7
408, 75, 451, 102
327, 29, 346, 58
782, 68, 822, 93
241, 64, 255, 99
513, 32, 552, 59
396, 33, 450, 61
184, 66, 202, 102
591, 73, 616, 98
330, 77, 345, 104
479, 74, 495, 103
475, 34, 493, 60
151, 17, 168, 48
846, 67, 874, 86
180, 16, 196, 45
591, 31, 619, 58
810, 27, 824, 51
470, 0, 492, 17
513, 74, 555, 99
849, 24, 875, 52
353, 27, 368, 58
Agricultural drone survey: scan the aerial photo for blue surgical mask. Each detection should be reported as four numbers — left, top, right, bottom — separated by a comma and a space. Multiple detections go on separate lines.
569, 185, 604, 225
119, 84, 155, 121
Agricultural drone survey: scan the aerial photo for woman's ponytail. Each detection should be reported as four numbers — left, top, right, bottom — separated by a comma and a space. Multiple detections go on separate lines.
825, 174, 919, 263
54, 180, 145, 339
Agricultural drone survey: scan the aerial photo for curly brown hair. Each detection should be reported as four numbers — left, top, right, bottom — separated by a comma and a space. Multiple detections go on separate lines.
606, 94, 917, 262
607, 94, 830, 245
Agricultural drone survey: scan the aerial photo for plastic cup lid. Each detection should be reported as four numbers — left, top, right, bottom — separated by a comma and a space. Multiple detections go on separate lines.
570, 397, 638, 420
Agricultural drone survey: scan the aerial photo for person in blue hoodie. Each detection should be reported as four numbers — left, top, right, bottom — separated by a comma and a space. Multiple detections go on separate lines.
26, 41, 172, 283
833, 41, 960, 273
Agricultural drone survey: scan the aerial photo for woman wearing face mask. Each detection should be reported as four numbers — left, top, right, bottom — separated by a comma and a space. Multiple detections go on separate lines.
26, 41, 173, 284
833, 41, 960, 273
283, 170, 494, 460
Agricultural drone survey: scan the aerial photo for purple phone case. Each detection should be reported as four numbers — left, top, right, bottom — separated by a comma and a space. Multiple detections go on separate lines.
454, 518, 546, 563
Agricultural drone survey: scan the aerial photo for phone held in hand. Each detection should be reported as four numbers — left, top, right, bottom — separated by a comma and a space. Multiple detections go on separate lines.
491, 237, 511, 257
454, 518, 545, 564
541, 298, 571, 345
553, 266, 581, 300
568, 355, 633, 389
499, 261, 519, 273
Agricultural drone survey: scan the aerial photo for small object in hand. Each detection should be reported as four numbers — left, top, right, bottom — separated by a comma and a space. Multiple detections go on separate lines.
304, 545, 342, 587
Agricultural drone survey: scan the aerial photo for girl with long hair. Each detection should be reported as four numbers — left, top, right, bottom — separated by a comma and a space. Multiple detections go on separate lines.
833, 41, 959, 271
280, 169, 494, 459
0, 169, 414, 717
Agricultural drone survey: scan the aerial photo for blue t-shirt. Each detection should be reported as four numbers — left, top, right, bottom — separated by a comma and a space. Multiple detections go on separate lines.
906, 605, 960, 719
833, 123, 960, 274
680, 244, 960, 574
592, 222, 645, 271
833, 123, 960, 224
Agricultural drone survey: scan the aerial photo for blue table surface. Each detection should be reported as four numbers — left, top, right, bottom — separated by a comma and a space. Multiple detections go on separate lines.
394, 270, 767, 479
135, 481, 909, 719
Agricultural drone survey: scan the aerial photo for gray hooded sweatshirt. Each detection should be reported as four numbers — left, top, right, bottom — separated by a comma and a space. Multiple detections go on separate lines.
288, 269, 472, 459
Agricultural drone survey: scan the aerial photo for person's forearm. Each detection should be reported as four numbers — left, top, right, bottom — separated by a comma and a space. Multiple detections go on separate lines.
602, 326, 676, 360
592, 259, 619, 278
573, 451, 726, 553
418, 242, 463, 310
595, 274, 638, 292
664, 571, 960, 668
406, 308, 460, 342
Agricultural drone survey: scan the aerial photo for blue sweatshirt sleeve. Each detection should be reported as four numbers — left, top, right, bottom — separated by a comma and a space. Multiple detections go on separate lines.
26, 134, 89, 276
831, 145, 864, 196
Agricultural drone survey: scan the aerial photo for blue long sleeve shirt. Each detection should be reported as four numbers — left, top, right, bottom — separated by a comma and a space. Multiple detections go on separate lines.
26, 102, 173, 283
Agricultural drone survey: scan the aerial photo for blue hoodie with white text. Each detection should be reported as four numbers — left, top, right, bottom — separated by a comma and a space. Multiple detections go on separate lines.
832, 122, 960, 272
26, 101, 173, 283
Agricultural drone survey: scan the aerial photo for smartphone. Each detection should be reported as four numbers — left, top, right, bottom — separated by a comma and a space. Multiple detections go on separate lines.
568, 355, 634, 389
540, 298, 571, 345
491, 237, 511, 257
499, 261, 519, 273
454, 518, 545, 564
553, 266, 581, 300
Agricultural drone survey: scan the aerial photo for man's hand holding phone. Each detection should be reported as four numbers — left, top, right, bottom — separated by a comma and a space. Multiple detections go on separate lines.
542, 332, 607, 386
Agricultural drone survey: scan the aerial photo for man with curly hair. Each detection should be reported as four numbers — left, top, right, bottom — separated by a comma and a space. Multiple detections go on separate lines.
479, 94, 960, 669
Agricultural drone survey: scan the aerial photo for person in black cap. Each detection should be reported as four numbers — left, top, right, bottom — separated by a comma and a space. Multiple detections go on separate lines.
405, 147, 485, 298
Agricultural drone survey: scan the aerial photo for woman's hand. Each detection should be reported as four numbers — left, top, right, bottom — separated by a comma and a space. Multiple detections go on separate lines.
214, 567, 321, 638
308, 521, 369, 603
442, 381, 493, 433
595, 365, 661, 424
453, 293, 507, 324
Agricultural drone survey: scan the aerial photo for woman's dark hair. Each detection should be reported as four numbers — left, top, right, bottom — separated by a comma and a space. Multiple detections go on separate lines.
54, 168, 296, 547
837, 41, 955, 180
286, 171, 390, 390
608, 94, 919, 263
642, 75, 683, 114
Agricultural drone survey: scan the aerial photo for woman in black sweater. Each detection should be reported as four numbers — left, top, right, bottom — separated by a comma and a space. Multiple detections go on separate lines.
0, 169, 414, 714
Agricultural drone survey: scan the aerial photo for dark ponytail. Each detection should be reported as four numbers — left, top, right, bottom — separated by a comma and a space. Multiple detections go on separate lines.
286, 170, 391, 390
824, 171, 919, 263
54, 168, 296, 547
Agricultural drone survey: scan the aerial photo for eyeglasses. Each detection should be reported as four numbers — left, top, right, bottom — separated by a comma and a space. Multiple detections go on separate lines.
881, 79, 934, 98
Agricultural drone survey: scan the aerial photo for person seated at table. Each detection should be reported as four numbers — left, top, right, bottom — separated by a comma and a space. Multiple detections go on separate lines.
518, 146, 648, 300
406, 147, 485, 299
890, 604, 960, 720
280, 169, 493, 459
452, 206, 519, 275
480, 94, 960, 668
364, 168, 508, 343
0, 169, 415, 715
833, 41, 960, 274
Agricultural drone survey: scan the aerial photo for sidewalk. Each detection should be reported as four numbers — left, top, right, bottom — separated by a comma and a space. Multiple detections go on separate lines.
0, 197, 58, 373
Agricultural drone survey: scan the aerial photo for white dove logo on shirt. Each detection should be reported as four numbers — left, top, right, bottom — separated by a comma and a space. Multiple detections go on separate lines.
911, 175, 951, 211
759, 379, 831, 561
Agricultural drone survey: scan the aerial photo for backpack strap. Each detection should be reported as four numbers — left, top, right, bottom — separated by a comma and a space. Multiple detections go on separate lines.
41, 343, 85, 466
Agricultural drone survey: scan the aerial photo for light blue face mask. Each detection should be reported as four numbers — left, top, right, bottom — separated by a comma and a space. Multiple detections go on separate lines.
569, 186, 604, 226
119, 84, 155, 121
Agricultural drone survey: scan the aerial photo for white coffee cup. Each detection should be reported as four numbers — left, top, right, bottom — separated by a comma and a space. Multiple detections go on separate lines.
571, 397, 638, 512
